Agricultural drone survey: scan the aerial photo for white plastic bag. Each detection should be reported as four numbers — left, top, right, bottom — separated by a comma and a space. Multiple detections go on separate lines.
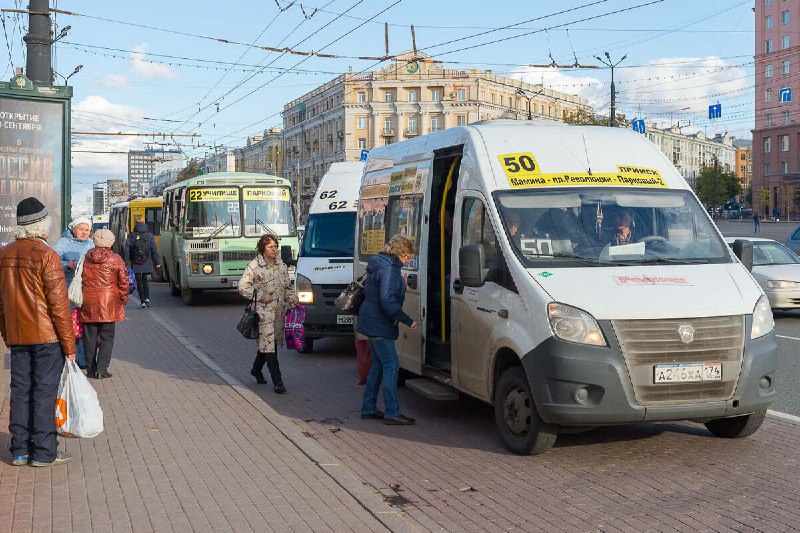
55, 360, 104, 438
68, 255, 85, 307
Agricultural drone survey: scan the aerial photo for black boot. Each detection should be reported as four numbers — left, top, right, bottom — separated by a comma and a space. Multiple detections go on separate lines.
264, 352, 286, 393
250, 352, 268, 384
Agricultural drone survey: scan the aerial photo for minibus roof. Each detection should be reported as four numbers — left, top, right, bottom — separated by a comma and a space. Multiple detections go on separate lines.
366, 123, 691, 193
308, 161, 364, 215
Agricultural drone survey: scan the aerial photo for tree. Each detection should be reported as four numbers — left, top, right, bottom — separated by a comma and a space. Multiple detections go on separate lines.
562, 108, 630, 128
758, 188, 770, 216
695, 165, 740, 207
743, 187, 752, 207
177, 159, 200, 183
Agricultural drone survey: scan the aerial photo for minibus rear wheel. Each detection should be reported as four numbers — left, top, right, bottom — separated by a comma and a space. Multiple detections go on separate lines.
494, 366, 557, 455
704, 409, 767, 439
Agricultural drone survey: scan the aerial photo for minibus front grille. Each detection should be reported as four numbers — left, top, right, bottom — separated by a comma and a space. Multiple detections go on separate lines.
222, 251, 256, 262
190, 252, 218, 262
612, 315, 744, 405
318, 284, 348, 307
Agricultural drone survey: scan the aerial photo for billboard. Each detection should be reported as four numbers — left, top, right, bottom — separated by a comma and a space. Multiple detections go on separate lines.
0, 74, 70, 246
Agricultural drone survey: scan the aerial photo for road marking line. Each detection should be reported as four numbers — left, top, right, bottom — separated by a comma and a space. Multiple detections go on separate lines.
767, 409, 800, 425
776, 334, 800, 341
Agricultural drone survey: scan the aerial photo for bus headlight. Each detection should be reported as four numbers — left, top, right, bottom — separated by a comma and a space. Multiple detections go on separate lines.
202, 264, 213, 274
296, 274, 314, 304
547, 302, 606, 346
751, 295, 774, 339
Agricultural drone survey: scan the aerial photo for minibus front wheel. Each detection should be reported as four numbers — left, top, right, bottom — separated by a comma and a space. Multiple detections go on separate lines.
704, 409, 767, 439
494, 366, 557, 455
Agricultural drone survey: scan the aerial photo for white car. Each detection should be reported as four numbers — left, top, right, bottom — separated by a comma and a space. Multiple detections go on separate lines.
726, 237, 800, 310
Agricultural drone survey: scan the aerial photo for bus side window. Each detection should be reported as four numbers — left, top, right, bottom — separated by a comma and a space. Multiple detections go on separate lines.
162, 193, 171, 231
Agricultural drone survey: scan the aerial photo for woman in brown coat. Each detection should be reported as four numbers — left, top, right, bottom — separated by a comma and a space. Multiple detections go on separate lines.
79, 228, 129, 379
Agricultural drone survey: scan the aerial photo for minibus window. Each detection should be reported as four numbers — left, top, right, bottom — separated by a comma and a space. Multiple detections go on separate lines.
495, 188, 730, 267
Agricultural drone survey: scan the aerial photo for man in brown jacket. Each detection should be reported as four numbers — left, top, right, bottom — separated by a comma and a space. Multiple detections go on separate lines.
0, 197, 76, 467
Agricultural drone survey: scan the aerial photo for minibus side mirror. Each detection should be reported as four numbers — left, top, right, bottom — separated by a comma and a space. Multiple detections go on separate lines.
732, 239, 753, 271
459, 243, 486, 287
281, 244, 297, 267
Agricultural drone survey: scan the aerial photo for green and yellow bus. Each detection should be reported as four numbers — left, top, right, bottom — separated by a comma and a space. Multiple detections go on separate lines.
109, 197, 164, 281
159, 172, 298, 305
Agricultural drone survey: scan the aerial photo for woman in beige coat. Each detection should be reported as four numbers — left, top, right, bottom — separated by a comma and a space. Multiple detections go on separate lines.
238, 234, 298, 393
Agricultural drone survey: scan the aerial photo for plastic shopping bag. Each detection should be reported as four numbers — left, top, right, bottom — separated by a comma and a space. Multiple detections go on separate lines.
68, 256, 85, 307
126, 267, 136, 295
285, 305, 306, 351
55, 360, 104, 438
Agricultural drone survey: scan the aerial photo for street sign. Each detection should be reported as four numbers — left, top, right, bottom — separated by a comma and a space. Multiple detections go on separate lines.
708, 103, 722, 119
632, 119, 646, 134
359, 149, 369, 161
780, 87, 792, 102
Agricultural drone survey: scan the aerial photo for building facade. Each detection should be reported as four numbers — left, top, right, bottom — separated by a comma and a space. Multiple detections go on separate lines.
200, 148, 236, 174
92, 181, 107, 215
128, 149, 182, 197
639, 123, 737, 191
235, 127, 284, 176
733, 139, 753, 205
106, 179, 128, 207
282, 53, 590, 215
753, 0, 800, 218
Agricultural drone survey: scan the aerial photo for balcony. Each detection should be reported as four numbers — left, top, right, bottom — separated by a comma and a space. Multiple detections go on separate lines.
404, 129, 419, 137
381, 129, 395, 137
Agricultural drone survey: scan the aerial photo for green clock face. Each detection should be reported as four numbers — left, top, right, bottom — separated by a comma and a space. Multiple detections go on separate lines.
406, 61, 419, 74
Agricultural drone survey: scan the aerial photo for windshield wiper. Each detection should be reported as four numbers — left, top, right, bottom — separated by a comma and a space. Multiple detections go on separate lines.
546, 253, 625, 266
637, 257, 709, 264
255, 218, 276, 235
202, 218, 233, 243
312, 247, 352, 255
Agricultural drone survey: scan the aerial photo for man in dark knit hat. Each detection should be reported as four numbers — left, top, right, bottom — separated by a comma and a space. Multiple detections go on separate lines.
0, 197, 76, 467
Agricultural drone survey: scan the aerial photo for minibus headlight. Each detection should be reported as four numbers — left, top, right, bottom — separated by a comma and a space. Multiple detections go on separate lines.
751, 295, 774, 339
767, 280, 799, 289
296, 274, 314, 304
547, 302, 606, 346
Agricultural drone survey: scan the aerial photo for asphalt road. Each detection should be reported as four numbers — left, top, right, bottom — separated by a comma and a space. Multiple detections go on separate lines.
716, 219, 800, 418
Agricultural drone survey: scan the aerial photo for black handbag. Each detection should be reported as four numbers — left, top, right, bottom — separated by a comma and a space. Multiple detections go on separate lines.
335, 273, 367, 313
237, 289, 260, 339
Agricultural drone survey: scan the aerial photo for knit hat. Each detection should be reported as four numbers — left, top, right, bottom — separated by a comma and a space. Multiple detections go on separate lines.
92, 228, 115, 248
68, 216, 92, 231
17, 197, 48, 226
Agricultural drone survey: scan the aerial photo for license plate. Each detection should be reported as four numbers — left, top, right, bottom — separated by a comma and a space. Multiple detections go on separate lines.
653, 362, 722, 384
337, 315, 355, 325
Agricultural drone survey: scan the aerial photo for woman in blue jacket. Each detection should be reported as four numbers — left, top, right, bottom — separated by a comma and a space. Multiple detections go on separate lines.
357, 235, 418, 425
54, 217, 94, 369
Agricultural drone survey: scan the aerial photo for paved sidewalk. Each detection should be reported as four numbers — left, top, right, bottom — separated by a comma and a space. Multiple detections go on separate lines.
0, 310, 415, 532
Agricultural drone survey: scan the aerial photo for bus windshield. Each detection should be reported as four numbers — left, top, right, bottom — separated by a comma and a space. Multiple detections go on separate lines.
494, 188, 730, 267
301, 212, 356, 257
185, 187, 241, 238
242, 187, 294, 237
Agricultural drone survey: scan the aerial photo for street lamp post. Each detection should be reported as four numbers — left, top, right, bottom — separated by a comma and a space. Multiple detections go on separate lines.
595, 52, 627, 127
516, 87, 544, 121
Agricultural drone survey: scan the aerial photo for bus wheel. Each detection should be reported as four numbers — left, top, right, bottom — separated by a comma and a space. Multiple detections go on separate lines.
181, 285, 201, 306
704, 409, 767, 439
494, 366, 557, 455
169, 276, 180, 297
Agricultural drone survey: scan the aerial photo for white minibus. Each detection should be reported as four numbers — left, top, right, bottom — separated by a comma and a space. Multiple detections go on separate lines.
354, 122, 776, 455
295, 162, 364, 352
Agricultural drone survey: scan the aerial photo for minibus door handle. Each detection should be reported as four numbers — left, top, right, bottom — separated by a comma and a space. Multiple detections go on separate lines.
452, 279, 464, 294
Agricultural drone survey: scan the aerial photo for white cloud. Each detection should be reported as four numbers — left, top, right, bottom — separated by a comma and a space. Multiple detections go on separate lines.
508, 56, 751, 128
130, 43, 178, 79
71, 95, 147, 183
99, 74, 130, 88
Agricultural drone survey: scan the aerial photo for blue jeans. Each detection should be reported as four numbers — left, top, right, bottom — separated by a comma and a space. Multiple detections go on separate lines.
361, 338, 400, 418
9, 343, 65, 462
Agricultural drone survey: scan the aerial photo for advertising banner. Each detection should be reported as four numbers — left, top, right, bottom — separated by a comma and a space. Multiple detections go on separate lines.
0, 75, 69, 246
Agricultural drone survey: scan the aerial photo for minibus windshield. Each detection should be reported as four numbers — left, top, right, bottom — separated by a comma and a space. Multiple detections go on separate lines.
494, 188, 730, 267
301, 212, 356, 257
185, 187, 241, 238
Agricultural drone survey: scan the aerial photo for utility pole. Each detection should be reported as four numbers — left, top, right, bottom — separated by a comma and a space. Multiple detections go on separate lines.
23, 0, 53, 85
595, 52, 627, 127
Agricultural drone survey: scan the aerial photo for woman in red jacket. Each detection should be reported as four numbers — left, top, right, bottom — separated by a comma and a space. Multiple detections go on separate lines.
79, 228, 129, 379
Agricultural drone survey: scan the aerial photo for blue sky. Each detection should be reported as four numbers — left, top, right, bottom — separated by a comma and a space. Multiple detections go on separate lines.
0, 0, 755, 207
